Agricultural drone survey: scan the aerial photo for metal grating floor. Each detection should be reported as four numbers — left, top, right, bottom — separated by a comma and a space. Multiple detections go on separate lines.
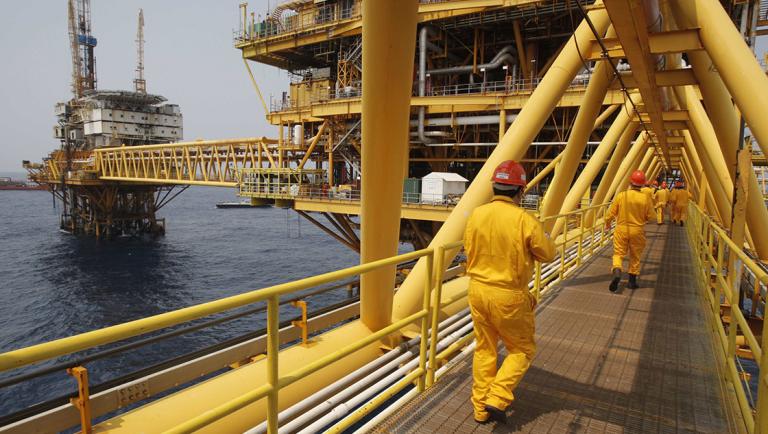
373, 224, 739, 434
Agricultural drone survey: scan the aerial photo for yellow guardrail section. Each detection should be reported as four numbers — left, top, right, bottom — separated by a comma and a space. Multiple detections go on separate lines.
0, 202, 614, 434
686, 204, 768, 434
93, 137, 278, 187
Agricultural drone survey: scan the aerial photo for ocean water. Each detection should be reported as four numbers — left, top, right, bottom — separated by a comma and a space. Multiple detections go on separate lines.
0, 186, 379, 418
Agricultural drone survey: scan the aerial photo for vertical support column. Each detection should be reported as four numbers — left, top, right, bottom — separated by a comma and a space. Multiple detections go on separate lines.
392, 5, 610, 321
359, 0, 419, 331
499, 109, 507, 138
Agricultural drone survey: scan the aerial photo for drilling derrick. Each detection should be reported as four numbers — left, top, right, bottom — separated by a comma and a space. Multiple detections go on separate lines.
134, 9, 146, 94
27, 3, 185, 238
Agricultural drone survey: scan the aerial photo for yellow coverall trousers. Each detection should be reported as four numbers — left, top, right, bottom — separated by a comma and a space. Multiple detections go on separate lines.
468, 281, 536, 419
671, 204, 686, 223
612, 225, 646, 275
655, 204, 666, 224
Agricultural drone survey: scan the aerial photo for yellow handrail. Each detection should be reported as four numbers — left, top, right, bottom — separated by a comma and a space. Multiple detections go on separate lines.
686, 203, 768, 434
0, 200, 617, 434
0, 248, 432, 374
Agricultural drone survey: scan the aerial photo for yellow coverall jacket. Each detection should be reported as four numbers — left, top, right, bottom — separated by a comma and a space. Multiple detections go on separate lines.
669, 189, 691, 223
606, 188, 654, 275
641, 186, 654, 204
654, 188, 669, 224
464, 196, 556, 419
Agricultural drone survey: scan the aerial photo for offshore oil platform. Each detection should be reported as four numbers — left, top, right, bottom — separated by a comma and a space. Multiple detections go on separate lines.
7, 0, 768, 433
25, 1, 183, 238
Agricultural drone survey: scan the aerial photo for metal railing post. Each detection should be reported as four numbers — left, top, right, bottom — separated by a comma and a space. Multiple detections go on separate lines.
266, 295, 280, 434
427, 246, 445, 387
67, 366, 92, 434
418, 252, 434, 392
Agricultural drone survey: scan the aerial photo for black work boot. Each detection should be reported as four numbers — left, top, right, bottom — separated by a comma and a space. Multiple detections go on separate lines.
485, 405, 507, 424
628, 274, 639, 289
609, 268, 621, 292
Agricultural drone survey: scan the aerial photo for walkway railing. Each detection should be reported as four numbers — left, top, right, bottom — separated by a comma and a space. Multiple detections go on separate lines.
686, 204, 768, 434
0, 202, 614, 434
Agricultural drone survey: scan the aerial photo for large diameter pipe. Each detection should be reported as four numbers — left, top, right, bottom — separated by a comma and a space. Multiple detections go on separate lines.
541, 27, 616, 227
359, 0, 419, 331
671, 0, 768, 163
391, 5, 611, 321
550, 94, 640, 239
686, 52, 768, 260
682, 128, 733, 226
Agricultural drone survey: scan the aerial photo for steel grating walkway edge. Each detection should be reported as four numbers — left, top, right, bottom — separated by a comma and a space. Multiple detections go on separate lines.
372, 224, 743, 434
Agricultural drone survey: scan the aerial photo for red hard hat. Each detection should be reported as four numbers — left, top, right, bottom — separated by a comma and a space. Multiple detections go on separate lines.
675, 180, 683, 188
661, 181, 667, 188
651, 180, 659, 187
630, 170, 646, 187
492, 160, 527, 186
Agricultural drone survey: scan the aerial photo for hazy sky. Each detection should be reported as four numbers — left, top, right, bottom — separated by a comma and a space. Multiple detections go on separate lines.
0, 1, 287, 172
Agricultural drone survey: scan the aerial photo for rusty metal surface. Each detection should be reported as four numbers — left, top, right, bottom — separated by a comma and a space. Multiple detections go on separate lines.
374, 224, 738, 433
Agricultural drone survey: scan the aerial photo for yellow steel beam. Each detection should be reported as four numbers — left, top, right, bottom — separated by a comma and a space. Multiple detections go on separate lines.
604, 0, 670, 164
610, 68, 697, 89
584, 28, 703, 60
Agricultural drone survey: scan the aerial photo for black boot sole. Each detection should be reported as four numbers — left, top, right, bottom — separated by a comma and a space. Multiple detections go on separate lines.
609, 276, 620, 292
484, 405, 507, 424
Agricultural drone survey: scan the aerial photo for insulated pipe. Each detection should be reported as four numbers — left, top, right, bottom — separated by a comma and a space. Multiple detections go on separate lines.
541, 26, 617, 227
410, 114, 519, 127
550, 95, 640, 238
359, 0, 418, 331
245, 307, 472, 434
279, 313, 474, 433
427, 46, 516, 75
392, 5, 611, 322
297, 321, 476, 434
584, 123, 640, 226
605, 132, 649, 202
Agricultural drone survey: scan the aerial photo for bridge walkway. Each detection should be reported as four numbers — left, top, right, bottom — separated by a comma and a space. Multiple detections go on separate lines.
374, 224, 742, 433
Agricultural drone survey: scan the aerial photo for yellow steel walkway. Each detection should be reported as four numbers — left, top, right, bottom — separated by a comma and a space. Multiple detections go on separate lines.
374, 224, 743, 433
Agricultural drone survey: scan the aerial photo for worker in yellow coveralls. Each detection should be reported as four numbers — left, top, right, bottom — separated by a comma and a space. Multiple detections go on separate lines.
669, 180, 691, 226
606, 170, 655, 292
654, 181, 669, 225
464, 160, 556, 424
641, 181, 654, 204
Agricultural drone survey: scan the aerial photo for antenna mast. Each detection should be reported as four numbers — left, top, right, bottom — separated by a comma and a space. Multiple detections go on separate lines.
134, 9, 146, 93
